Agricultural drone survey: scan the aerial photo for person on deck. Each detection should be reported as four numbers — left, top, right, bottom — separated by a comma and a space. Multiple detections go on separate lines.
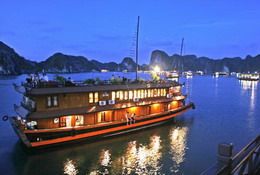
125, 111, 132, 125
131, 113, 136, 124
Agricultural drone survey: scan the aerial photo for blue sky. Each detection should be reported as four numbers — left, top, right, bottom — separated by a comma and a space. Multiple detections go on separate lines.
1, 0, 260, 63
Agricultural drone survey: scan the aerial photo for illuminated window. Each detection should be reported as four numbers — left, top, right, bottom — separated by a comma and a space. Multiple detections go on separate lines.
148, 89, 151, 97
75, 115, 84, 126
140, 89, 144, 98
47, 95, 58, 107
94, 92, 99, 102
112, 91, 116, 100
137, 90, 141, 98
160, 89, 163, 96
89, 93, 93, 103
154, 89, 157, 97
144, 90, 147, 98
134, 90, 137, 98
119, 91, 123, 100
163, 89, 166, 96
151, 89, 154, 97
116, 91, 120, 99
129, 91, 133, 99
47, 96, 51, 107
98, 112, 105, 123
124, 91, 128, 100
158, 89, 161, 96
53, 96, 58, 106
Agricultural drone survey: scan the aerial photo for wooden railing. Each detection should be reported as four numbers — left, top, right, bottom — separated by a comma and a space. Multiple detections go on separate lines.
201, 135, 260, 175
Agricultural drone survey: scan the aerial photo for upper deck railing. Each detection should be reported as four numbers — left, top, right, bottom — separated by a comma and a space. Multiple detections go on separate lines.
21, 76, 181, 95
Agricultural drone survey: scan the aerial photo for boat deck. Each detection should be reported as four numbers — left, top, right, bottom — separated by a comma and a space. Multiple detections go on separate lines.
10, 103, 194, 148
22, 106, 184, 134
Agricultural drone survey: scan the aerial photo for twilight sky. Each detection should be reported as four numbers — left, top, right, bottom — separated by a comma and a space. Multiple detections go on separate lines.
1, 0, 260, 64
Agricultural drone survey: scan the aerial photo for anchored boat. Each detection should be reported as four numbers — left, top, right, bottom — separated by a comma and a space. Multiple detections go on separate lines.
6, 77, 195, 148
237, 73, 259, 81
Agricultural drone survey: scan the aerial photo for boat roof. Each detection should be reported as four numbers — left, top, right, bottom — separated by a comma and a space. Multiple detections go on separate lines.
26, 82, 180, 95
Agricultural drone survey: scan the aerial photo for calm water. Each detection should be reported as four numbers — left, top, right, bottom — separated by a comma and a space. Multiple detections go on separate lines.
0, 73, 259, 175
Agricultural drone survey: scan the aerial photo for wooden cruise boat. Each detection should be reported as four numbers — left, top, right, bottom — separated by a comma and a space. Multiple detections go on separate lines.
7, 77, 194, 148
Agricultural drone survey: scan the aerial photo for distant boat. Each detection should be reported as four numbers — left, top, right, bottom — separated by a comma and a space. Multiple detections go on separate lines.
183, 71, 193, 78
237, 73, 259, 81
195, 71, 204, 76
101, 69, 109, 73
165, 71, 179, 82
213, 72, 229, 78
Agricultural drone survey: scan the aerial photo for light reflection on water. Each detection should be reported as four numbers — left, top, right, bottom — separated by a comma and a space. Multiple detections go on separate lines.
239, 80, 258, 110
169, 127, 188, 173
239, 80, 258, 131
64, 159, 78, 175
88, 135, 163, 175
66, 127, 189, 175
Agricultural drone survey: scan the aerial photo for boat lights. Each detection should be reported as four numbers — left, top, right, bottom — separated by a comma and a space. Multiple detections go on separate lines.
153, 65, 161, 73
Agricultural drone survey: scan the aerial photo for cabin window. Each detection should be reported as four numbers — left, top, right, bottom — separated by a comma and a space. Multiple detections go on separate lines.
98, 112, 106, 123
124, 91, 128, 100
59, 117, 66, 127
112, 91, 116, 100
148, 89, 151, 97
140, 89, 144, 98
134, 90, 137, 98
160, 89, 164, 96
116, 91, 121, 99
94, 92, 99, 102
89, 93, 94, 103
53, 96, 58, 106
46, 95, 59, 107
163, 89, 166, 96
129, 91, 133, 99
158, 89, 161, 96
47, 96, 51, 107
137, 90, 141, 98
154, 89, 157, 97
75, 115, 84, 126
144, 90, 147, 98
119, 91, 123, 100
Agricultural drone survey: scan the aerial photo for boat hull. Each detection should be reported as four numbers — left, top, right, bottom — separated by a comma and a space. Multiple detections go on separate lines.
10, 102, 195, 149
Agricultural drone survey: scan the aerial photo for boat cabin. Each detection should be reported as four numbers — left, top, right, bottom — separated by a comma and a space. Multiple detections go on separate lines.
18, 81, 185, 130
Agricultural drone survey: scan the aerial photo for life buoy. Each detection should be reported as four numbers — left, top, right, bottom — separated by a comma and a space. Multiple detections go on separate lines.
2, 115, 9, 121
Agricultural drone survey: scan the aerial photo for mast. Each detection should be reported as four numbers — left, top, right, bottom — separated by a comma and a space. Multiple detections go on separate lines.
180, 37, 184, 56
135, 16, 140, 81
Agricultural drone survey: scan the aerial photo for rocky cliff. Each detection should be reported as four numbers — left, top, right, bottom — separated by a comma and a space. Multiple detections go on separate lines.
0, 41, 39, 74
150, 50, 260, 74
0, 41, 138, 75
39, 53, 98, 73
1, 41, 260, 75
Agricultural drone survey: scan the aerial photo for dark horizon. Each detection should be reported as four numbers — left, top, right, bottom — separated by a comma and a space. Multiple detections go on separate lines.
1, 40, 260, 65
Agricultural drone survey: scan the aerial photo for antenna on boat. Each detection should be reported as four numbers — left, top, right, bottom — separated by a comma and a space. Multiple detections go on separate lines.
135, 16, 140, 81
